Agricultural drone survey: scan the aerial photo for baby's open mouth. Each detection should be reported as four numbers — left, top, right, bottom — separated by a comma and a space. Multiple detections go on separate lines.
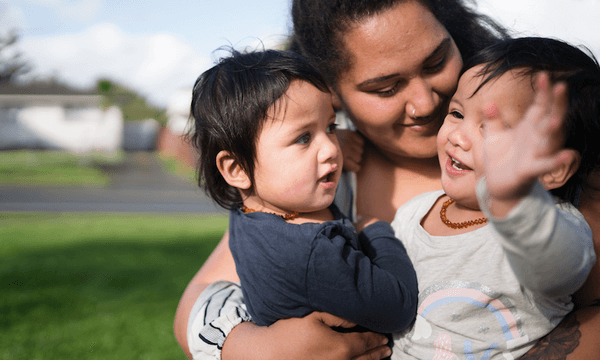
451, 157, 472, 171
320, 171, 335, 183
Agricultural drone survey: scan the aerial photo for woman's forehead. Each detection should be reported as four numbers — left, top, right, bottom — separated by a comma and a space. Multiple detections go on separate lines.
339, 1, 448, 83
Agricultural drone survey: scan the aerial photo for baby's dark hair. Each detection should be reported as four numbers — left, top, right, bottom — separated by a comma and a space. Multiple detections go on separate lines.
465, 37, 600, 204
188, 49, 329, 210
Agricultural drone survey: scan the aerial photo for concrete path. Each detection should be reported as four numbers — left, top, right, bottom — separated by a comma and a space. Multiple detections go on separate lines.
0, 152, 224, 213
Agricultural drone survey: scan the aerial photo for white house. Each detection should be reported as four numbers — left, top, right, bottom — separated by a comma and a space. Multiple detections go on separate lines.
0, 82, 123, 153
166, 87, 192, 135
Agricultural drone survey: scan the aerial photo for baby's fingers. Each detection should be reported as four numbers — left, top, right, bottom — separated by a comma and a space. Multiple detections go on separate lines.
547, 81, 568, 128
344, 157, 362, 173
533, 73, 568, 131
537, 81, 568, 156
347, 132, 365, 157
337, 129, 364, 173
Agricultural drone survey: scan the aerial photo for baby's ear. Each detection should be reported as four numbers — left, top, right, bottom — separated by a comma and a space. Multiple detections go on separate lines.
539, 149, 581, 190
216, 151, 252, 190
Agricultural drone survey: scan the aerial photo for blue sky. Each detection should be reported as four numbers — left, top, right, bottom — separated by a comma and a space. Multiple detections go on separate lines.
2, 0, 599, 108
6, 0, 292, 58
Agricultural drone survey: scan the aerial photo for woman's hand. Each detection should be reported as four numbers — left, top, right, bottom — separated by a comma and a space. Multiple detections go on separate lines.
337, 129, 365, 173
222, 312, 391, 360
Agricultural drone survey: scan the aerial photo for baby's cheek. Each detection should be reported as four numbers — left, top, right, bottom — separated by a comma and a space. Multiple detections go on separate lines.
472, 138, 486, 179
282, 173, 310, 195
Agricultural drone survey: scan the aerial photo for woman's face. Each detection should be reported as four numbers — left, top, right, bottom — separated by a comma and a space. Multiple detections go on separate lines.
332, 0, 463, 162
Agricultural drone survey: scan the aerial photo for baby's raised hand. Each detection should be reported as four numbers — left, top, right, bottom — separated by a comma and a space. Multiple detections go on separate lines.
336, 129, 364, 173
479, 73, 571, 214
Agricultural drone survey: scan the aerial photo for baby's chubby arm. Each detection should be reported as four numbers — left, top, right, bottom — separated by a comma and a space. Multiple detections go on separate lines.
477, 180, 594, 298
476, 73, 595, 297
306, 220, 418, 333
477, 73, 573, 218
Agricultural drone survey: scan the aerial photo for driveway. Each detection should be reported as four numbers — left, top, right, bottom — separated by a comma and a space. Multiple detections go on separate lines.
0, 152, 224, 213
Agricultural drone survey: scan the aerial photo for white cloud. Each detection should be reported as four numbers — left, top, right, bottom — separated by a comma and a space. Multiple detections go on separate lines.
17, 23, 212, 107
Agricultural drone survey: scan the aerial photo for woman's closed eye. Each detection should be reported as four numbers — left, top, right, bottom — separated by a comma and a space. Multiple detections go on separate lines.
372, 80, 404, 97
375, 83, 399, 97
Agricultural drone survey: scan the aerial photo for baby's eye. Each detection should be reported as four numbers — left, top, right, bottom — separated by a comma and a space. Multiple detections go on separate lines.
449, 110, 464, 119
327, 123, 338, 134
295, 133, 311, 145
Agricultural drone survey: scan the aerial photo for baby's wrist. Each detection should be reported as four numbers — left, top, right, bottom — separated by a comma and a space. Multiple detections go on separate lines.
478, 178, 534, 219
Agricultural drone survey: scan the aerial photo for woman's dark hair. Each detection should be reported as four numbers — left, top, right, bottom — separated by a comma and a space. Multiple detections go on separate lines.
291, 0, 509, 88
188, 49, 329, 209
465, 37, 600, 204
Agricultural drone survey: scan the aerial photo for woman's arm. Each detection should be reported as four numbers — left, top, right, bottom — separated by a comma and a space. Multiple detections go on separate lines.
565, 178, 600, 359
573, 179, 600, 308
222, 312, 392, 360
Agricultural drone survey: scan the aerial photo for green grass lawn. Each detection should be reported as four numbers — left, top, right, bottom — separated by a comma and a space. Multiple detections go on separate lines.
0, 150, 124, 187
0, 212, 228, 359
0, 150, 196, 187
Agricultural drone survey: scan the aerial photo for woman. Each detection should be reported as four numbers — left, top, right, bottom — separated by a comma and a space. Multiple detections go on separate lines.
174, 0, 600, 359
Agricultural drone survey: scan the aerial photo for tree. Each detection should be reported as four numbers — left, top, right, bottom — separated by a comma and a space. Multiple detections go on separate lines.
0, 30, 31, 84
96, 79, 168, 126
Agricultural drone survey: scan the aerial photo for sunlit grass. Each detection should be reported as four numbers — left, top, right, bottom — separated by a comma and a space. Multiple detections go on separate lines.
0, 212, 228, 359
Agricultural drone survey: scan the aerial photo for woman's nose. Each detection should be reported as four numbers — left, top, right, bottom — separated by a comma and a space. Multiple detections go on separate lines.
406, 77, 437, 118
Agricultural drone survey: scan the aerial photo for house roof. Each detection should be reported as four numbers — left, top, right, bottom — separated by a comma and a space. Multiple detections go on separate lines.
0, 81, 101, 107
0, 81, 96, 95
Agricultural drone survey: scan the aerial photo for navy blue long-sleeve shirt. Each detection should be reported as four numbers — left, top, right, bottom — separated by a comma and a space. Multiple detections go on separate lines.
229, 204, 418, 333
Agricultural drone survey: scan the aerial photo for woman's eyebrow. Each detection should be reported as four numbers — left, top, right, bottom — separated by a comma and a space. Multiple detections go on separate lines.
357, 37, 452, 89
357, 74, 397, 88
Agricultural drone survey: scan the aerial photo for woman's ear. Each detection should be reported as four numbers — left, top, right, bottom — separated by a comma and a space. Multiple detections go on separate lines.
330, 87, 342, 110
216, 150, 252, 190
539, 149, 581, 190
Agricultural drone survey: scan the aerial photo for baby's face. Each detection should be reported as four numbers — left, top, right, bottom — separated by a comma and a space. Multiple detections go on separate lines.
436, 65, 536, 209
248, 80, 342, 215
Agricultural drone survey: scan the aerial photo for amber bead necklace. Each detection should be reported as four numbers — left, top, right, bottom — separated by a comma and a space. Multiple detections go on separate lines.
440, 198, 487, 229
